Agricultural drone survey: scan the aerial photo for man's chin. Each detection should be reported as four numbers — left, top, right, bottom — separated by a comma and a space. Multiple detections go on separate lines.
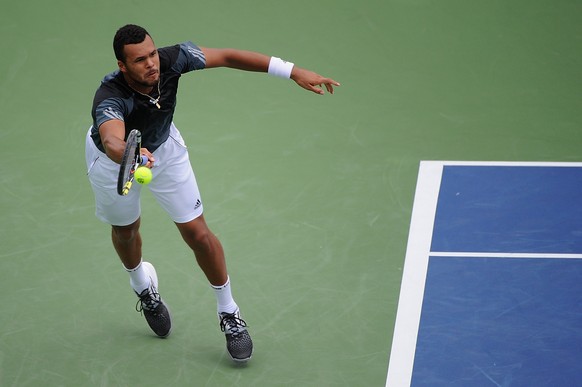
137, 78, 159, 88
145, 73, 159, 85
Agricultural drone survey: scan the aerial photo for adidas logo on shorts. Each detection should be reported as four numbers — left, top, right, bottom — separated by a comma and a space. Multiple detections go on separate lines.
194, 199, 202, 210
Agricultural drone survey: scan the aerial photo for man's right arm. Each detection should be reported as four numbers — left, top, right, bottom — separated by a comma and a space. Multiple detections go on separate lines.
99, 119, 127, 164
99, 120, 155, 166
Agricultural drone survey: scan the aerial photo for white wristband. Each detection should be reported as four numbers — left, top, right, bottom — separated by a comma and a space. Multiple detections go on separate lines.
268, 57, 294, 79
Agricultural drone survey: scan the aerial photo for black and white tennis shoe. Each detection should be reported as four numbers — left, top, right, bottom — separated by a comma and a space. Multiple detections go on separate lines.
134, 262, 172, 338
219, 309, 253, 362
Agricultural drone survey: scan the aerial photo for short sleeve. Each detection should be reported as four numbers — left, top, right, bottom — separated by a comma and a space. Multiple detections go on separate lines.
94, 97, 128, 128
171, 41, 206, 74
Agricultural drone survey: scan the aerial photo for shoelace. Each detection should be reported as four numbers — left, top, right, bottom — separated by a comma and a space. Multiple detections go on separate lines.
135, 288, 161, 313
219, 313, 248, 337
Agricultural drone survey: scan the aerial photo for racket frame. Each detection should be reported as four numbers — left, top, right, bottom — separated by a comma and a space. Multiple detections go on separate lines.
117, 129, 142, 196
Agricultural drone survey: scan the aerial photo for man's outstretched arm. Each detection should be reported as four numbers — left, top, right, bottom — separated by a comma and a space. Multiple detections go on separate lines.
200, 47, 340, 95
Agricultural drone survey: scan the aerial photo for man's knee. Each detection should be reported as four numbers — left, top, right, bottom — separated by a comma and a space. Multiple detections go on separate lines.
112, 220, 140, 242
177, 217, 215, 252
189, 228, 214, 250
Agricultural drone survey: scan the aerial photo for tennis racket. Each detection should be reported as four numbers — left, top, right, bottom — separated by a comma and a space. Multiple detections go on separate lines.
117, 129, 147, 196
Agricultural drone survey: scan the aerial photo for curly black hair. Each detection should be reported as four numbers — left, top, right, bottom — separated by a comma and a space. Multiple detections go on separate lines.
113, 24, 152, 62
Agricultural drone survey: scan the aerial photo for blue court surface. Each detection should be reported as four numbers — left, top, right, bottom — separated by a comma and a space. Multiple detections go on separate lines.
386, 161, 582, 387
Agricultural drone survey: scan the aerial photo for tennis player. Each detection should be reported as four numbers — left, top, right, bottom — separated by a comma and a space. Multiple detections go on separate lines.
85, 24, 339, 362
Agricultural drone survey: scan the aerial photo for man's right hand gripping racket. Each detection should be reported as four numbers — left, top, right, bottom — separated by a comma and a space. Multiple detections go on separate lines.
117, 129, 147, 196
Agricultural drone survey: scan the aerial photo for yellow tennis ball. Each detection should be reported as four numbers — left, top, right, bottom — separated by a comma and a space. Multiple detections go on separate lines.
135, 166, 152, 184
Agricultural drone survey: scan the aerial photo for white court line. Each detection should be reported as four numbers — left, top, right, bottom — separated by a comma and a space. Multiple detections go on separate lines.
430, 252, 582, 259
385, 161, 443, 387
425, 160, 582, 168
385, 160, 582, 387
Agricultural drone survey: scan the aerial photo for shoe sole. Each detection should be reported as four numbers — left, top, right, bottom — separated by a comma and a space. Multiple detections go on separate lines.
230, 354, 252, 363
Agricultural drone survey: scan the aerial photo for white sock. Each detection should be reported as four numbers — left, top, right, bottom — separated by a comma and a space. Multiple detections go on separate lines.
212, 276, 238, 314
125, 260, 150, 293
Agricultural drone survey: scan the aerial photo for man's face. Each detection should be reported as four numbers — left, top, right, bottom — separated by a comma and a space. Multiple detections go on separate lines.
118, 34, 160, 90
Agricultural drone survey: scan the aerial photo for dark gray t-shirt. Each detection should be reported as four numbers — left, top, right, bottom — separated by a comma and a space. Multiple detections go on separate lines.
90, 41, 206, 153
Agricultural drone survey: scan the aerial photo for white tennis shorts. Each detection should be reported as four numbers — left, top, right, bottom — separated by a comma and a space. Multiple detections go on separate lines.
85, 123, 203, 226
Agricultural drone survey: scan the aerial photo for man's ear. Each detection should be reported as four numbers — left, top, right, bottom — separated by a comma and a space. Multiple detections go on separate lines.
117, 60, 126, 73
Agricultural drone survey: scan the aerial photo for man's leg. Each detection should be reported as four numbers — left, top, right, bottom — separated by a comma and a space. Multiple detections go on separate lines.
111, 218, 142, 270
110, 218, 172, 338
175, 215, 227, 286
175, 215, 253, 362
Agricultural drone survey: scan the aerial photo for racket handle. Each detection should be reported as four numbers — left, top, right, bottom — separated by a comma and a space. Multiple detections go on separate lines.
122, 181, 133, 196
140, 155, 149, 165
